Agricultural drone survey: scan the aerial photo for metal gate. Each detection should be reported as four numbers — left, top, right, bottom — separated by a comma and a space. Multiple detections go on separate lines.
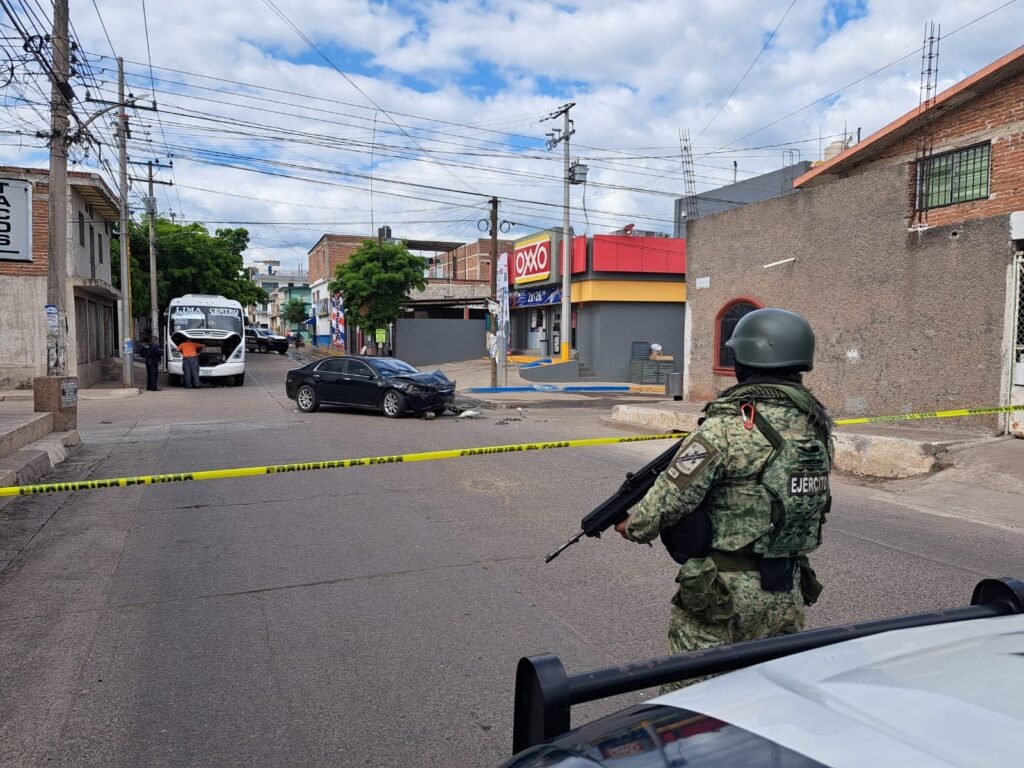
1010, 252, 1024, 436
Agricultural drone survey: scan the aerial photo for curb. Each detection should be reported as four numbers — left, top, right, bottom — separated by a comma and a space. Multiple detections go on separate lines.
467, 384, 658, 394
608, 403, 982, 479
0, 430, 80, 510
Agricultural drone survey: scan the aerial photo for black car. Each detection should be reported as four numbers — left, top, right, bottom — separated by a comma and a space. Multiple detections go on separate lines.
285, 356, 456, 417
245, 327, 289, 354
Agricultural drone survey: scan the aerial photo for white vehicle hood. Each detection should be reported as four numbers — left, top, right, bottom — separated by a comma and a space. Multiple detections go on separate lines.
654, 614, 1024, 767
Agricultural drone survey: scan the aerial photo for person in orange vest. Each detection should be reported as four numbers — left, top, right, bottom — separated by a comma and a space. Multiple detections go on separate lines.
178, 339, 205, 388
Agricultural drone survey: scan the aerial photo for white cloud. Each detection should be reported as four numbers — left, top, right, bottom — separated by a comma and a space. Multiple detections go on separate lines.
4, 0, 1020, 264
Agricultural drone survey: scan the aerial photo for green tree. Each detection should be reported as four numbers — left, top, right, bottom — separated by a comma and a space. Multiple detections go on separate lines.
112, 219, 268, 318
280, 296, 309, 330
328, 239, 427, 337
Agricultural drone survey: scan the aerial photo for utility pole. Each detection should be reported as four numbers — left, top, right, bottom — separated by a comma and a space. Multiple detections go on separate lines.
130, 160, 173, 341
85, 57, 156, 386
543, 103, 575, 362
116, 58, 133, 387
146, 163, 158, 341
46, 0, 70, 376
489, 196, 498, 387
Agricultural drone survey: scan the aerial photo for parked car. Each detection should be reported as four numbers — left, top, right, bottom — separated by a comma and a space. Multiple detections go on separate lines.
285, 356, 456, 417
245, 327, 289, 354
503, 577, 1024, 768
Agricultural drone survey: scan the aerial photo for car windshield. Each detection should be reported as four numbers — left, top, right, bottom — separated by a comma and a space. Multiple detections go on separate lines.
257, 330, 275, 337
171, 306, 243, 335
374, 360, 419, 377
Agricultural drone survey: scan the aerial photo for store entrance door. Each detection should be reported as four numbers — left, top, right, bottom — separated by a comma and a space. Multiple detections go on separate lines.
527, 308, 547, 356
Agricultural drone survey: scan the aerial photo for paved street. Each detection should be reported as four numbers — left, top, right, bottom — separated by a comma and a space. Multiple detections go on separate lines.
1, 352, 1022, 767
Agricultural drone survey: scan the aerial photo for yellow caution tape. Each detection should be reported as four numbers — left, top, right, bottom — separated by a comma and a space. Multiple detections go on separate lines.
0, 433, 685, 498
3, 403, 1022, 498
834, 404, 1024, 425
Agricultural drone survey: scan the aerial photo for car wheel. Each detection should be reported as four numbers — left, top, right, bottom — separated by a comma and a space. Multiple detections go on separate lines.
277, 348, 287, 355
234, 373, 245, 386
258, 342, 268, 353
431, 406, 447, 416
381, 390, 406, 418
296, 384, 319, 413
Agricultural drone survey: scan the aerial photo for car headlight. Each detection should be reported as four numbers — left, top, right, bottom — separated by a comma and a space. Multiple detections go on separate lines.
404, 384, 425, 395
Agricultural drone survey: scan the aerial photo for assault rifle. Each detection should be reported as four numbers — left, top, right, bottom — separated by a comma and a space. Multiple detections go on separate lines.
544, 433, 689, 563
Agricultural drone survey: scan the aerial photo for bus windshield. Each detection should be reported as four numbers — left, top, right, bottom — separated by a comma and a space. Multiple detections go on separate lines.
170, 305, 243, 335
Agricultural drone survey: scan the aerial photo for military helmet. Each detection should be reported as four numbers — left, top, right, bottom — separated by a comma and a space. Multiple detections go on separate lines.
725, 308, 815, 371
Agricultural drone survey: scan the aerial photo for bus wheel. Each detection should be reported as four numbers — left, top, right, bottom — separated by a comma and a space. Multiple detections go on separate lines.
168, 373, 181, 387
234, 373, 245, 386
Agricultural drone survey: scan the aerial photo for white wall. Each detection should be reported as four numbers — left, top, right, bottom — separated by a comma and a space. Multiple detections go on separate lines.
0, 275, 47, 388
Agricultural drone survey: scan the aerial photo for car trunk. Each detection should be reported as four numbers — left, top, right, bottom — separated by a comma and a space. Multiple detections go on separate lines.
172, 330, 242, 366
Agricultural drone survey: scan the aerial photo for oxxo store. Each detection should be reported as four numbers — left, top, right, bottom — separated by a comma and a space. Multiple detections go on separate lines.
509, 230, 570, 357
509, 228, 687, 380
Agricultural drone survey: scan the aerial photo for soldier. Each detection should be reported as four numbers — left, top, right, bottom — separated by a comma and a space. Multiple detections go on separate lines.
615, 308, 833, 688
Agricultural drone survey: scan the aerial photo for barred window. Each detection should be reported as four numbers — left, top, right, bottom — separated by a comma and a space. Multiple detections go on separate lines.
916, 143, 990, 211
715, 299, 761, 373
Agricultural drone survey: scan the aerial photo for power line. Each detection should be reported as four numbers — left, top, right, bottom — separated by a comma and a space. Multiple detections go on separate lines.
259, 0, 483, 196
90, 0, 116, 56
694, 0, 799, 143
714, 0, 1019, 152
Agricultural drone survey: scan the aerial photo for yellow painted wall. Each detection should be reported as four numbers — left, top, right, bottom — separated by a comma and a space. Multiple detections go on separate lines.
572, 279, 686, 303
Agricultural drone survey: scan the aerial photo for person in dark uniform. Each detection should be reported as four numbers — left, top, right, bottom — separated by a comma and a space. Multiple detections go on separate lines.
142, 335, 163, 391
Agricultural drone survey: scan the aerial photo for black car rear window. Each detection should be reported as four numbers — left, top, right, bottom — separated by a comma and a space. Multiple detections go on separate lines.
505, 704, 826, 768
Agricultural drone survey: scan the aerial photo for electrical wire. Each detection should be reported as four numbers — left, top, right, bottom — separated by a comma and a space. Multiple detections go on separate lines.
694, 0, 799, 143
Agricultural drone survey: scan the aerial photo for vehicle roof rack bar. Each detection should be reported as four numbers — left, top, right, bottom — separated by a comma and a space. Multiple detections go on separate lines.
512, 576, 1023, 752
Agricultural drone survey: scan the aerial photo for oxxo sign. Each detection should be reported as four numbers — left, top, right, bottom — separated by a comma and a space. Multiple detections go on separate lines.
513, 233, 552, 285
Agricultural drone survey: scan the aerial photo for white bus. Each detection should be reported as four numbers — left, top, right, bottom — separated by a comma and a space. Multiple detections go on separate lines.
166, 294, 246, 386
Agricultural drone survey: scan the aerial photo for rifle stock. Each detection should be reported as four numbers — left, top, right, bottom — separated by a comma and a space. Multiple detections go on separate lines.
545, 434, 688, 563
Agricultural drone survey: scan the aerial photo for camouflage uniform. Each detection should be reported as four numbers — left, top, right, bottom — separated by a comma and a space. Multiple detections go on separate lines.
624, 383, 831, 689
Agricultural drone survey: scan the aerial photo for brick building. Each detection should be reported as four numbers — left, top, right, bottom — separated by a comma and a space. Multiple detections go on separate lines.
431, 238, 513, 281
0, 167, 120, 389
684, 44, 1024, 434
306, 235, 367, 346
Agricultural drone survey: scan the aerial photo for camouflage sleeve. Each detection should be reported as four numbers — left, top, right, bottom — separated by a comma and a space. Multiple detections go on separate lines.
624, 424, 727, 544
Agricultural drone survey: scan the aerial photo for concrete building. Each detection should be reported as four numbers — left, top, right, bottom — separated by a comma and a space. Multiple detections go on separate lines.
684, 44, 1024, 435
268, 280, 310, 336
0, 167, 120, 389
673, 161, 813, 237
247, 265, 309, 332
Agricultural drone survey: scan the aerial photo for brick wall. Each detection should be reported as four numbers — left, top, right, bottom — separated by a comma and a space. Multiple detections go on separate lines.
869, 73, 1024, 228
435, 238, 512, 281
308, 234, 367, 283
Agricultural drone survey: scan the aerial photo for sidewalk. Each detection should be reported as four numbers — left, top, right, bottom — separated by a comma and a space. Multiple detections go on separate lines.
433, 358, 1024, 483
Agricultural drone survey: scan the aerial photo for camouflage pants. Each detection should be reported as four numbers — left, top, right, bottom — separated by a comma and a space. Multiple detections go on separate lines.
663, 569, 805, 693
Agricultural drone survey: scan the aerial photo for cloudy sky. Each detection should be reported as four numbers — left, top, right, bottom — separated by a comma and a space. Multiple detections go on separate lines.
1, 0, 1022, 272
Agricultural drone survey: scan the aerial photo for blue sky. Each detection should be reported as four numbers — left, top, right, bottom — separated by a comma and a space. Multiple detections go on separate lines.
1, 0, 1022, 269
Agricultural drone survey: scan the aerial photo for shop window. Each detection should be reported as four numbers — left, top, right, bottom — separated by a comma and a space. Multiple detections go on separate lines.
915, 142, 990, 211
714, 298, 762, 374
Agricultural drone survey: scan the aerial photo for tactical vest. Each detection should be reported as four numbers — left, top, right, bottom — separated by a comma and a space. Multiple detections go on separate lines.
662, 384, 831, 561
747, 407, 831, 558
